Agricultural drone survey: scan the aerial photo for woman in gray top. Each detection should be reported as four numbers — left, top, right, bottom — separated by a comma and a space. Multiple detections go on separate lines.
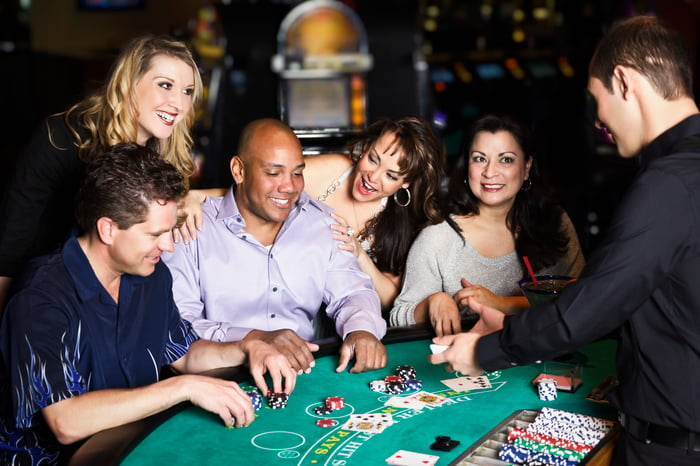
390, 115, 585, 335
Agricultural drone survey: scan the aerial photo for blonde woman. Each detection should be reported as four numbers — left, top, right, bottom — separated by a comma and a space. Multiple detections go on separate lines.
0, 34, 213, 310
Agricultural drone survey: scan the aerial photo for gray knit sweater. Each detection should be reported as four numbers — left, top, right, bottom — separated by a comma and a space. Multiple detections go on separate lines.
389, 213, 585, 327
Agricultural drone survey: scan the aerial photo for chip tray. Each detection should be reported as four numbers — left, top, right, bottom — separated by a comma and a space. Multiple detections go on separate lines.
449, 409, 619, 465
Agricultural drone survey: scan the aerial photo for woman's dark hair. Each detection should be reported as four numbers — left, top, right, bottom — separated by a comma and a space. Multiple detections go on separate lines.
443, 114, 568, 274
348, 116, 445, 276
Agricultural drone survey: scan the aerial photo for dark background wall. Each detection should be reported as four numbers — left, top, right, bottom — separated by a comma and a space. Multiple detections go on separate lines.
2, 0, 699, 256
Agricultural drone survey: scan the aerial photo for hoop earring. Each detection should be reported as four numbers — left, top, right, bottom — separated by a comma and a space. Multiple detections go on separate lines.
520, 178, 532, 192
393, 187, 411, 207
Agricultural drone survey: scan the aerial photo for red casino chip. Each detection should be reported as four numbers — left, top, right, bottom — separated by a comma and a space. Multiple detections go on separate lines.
325, 396, 345, 410
384, 375, 404, 383
316, 418, 339, 427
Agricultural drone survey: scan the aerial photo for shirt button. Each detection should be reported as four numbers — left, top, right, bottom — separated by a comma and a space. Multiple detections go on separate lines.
236, 217, 242, 223
272, 287, 278, 292
271, 314, 276, 318
242, 235, 247, 240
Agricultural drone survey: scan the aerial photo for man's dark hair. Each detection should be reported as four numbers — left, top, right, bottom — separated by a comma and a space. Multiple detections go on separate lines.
589, 15, 694, 100
75, 142, 187, 232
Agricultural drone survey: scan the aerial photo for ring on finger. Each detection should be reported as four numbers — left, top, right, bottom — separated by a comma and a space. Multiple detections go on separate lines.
347, 226, 355, 238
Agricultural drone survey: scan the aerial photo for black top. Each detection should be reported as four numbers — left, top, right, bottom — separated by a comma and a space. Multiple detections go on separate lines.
478, 114, 700, 432
0, 114, 87, 277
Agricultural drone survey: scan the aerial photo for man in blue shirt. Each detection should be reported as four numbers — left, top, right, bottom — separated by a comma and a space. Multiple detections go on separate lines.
0, 143, 296, 465
164, 119, 387, 375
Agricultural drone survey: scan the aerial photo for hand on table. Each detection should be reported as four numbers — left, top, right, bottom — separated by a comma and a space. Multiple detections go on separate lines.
336, 330, 387, 373
243, 339, 297, 395
245, 329, 319, 375
426, 292, 462, 336
330, 213, 361, 258
186, 375, 256, 428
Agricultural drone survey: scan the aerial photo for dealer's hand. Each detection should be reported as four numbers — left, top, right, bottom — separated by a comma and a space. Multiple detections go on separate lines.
336, 330, 387, 373
428, 298, 505, 375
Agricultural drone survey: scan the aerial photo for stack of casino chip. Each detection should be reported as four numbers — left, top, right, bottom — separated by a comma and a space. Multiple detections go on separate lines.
537, 377, 558, 401
246, 390, 263, 411
368, 365, 422, 394
267, 392, 289, 409
313, 396, 344, 427
498, 408, 612, 465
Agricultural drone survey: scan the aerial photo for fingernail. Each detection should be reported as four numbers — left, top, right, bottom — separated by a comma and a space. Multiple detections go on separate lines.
305, 368, 312, 374
310, 361, 315, 367
297, 369, 303, 375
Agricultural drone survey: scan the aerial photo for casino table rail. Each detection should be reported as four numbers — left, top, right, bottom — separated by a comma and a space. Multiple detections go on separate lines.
67, 324, 438, 466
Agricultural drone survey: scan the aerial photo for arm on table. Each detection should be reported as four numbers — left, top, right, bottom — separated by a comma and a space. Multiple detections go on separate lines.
43, 373, 255, 445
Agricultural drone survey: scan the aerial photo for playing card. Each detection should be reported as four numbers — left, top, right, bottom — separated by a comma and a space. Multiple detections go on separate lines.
341, 413, 394, 433
385, 395, 426, 410
429, 343, 449, 354
385, 449, 439, 465
440, 376, 491, 392
408, 390, 448, 407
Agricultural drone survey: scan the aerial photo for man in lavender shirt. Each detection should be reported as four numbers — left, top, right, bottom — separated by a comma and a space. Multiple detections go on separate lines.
163, 119, 387, 375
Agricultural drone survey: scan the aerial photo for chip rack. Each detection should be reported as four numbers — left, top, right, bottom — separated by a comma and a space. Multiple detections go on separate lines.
449, 409, 620, 466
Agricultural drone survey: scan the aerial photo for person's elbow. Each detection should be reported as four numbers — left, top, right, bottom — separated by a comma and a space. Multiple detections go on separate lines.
42, 404, 88, 445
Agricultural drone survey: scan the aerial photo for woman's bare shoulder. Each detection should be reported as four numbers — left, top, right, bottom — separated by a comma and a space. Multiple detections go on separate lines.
303, 153, 354, 197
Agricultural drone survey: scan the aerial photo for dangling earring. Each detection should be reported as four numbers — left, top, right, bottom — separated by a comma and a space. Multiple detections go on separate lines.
521, 178, 532, 192
393, 187, 411, 207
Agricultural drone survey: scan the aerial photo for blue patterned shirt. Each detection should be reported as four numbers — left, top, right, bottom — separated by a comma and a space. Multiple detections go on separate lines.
0, 235, 198, 465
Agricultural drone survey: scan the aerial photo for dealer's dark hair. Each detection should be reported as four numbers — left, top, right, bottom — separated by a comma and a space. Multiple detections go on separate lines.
444, 114, 568, 274
589, 15, 693, 100
76, 142, 187, 232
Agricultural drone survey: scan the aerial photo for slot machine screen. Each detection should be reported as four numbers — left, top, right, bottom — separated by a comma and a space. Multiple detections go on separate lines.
285, 77, 351, 129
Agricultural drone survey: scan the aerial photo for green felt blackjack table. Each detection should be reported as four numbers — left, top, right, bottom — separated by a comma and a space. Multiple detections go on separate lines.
68, 327, 619, 465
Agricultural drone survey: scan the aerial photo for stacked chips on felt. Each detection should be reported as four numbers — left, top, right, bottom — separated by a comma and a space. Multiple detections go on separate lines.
313, 396, 345, 427
267, 391, 289, 409
498, 408, 613, 465
369, 365, 422, 394
246, 390, 263, 411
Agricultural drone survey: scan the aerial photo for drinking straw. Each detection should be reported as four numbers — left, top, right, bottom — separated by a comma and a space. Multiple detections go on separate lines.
522, 256, 539, 285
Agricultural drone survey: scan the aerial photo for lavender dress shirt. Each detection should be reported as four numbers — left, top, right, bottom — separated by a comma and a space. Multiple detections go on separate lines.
162, 189, 386, 343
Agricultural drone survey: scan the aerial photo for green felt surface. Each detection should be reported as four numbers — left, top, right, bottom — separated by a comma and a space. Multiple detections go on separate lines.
121, 339, 618, 465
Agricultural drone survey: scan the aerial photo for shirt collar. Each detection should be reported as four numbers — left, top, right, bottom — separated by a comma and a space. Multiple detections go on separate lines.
639, 113, 700, 168
216, 187, 324, 229
63, 234, 146, 303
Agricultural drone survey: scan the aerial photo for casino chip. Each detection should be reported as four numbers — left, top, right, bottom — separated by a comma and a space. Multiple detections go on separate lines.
396, 365, 417, 380
385, 380, 404, 394
403, 378, 422, 391
537, 378, 557, 401
267, 392, 289, 409
369, 380, 387, 392
313, 405, 333, 415
316, 418, 339, 427
246, 390, 263, 411
325, 396, 345, 411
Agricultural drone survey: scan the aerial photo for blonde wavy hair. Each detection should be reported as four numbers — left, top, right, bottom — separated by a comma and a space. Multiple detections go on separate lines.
61, 34, 203, 180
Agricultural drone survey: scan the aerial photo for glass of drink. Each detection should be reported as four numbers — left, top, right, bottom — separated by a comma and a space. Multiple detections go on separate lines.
518, 275, 574, 306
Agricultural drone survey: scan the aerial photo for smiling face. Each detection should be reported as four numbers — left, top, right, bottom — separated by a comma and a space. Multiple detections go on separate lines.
352, 131, 410, 202
467, 130, 532, 211
231, 123, 305, 231
109, 199, 178, 277
135, 54, 195, 144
